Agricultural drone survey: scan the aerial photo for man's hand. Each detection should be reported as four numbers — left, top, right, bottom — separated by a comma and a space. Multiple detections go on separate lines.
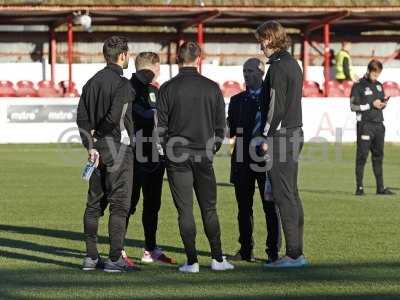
90, 130, 97, 143
260, 142, 268, 154
373, 99, 385, 110
88, 149, 100, 168
256, 142, 268, 157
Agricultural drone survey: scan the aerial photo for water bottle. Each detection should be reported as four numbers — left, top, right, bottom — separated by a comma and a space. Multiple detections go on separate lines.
81, 152, 98, 181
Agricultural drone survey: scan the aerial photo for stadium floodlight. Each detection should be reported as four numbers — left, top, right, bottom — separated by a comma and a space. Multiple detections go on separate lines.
73, 11, 92, 32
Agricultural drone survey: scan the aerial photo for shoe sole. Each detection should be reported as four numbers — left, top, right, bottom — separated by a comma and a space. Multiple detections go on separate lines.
104, 268, 123, 273
265, 262, 308, 268
179, 270, 199, 273
82, 267, 97, 271
141, 258, 154, 263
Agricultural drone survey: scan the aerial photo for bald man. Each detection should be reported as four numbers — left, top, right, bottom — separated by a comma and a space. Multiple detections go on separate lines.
227, 58, 281, 263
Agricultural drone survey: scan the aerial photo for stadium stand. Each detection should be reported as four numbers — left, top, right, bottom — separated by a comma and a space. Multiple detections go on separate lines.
0, 80, 17, 97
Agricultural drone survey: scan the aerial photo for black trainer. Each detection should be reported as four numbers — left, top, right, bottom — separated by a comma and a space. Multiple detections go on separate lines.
227, 250, 255, 262
104, 255, 141, 273
355, 186, 365, 196
377, 188, 395, 195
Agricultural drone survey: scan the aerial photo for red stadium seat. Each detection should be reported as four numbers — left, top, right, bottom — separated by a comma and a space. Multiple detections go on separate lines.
0, 80, 13, 88
326, 80, 345, 97
303, 80, 322, 97
222, 80, 242, 98
16, 80, 38, 97
383, 81, 400, 97
342, 80, 354, 97
58, 81, 79, 97
17, 80, 34, 88
0, 80, 17, 97
38, 80, 61, 97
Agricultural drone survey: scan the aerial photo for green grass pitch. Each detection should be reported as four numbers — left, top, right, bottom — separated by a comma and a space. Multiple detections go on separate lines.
0, 143, 399, 300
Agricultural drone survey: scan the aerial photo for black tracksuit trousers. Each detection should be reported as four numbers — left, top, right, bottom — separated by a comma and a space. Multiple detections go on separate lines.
233, 165, 281, 261
166, 154, 223, 265
268, 128, 304, 259
356, 121, 385, 191
127, 159, 165, 252
84, 141, 133, 261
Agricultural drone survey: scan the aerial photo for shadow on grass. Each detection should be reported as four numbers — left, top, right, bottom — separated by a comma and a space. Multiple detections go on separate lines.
0, 249, 79, 269
0, 237, 83, 258
0, 224, 211, 262
0, 264, 400, 300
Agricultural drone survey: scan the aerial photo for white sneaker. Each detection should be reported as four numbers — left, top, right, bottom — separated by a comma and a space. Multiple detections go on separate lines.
178, 262, 199, 273
211, 256, 235, 271
141, 250, 154, 263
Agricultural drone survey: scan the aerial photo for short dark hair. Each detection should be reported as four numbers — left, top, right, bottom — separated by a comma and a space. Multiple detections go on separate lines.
367, 59, 383, 73
103, 36, 128, 63
177, 41, 201, 64
255, 21, 290, 51
135, 52, 160, 70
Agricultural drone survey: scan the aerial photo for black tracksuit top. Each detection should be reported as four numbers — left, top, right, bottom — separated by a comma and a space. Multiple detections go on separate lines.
261, 50, 303, 137
130, 72, 159, 159
350, 77, 385, 123
76, 63, 135, 149
157, 67, 226, 152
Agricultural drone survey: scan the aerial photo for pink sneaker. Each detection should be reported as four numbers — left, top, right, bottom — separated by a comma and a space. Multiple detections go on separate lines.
121, 249, 141, 270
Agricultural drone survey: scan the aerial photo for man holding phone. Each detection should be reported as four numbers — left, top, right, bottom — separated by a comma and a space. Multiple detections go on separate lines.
350, 59, 395, 196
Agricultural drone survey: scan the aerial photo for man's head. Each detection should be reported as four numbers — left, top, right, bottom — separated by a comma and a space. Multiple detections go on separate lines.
103, 36, 129, 69
177, 41, 201, 67
135, 52, 161, 81
342, 41, 352, 52
243, 58, 265, 90
367, 59, 383, 82
255, 21, 289, 58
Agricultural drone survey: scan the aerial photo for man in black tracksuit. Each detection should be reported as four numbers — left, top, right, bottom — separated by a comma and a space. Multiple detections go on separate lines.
256, 21, 307, 268
350, 59, 394, 196
157, 41, 234, 273
126, 52, 175, 264
227, 58, 280, 263
76, 36, 136, 272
